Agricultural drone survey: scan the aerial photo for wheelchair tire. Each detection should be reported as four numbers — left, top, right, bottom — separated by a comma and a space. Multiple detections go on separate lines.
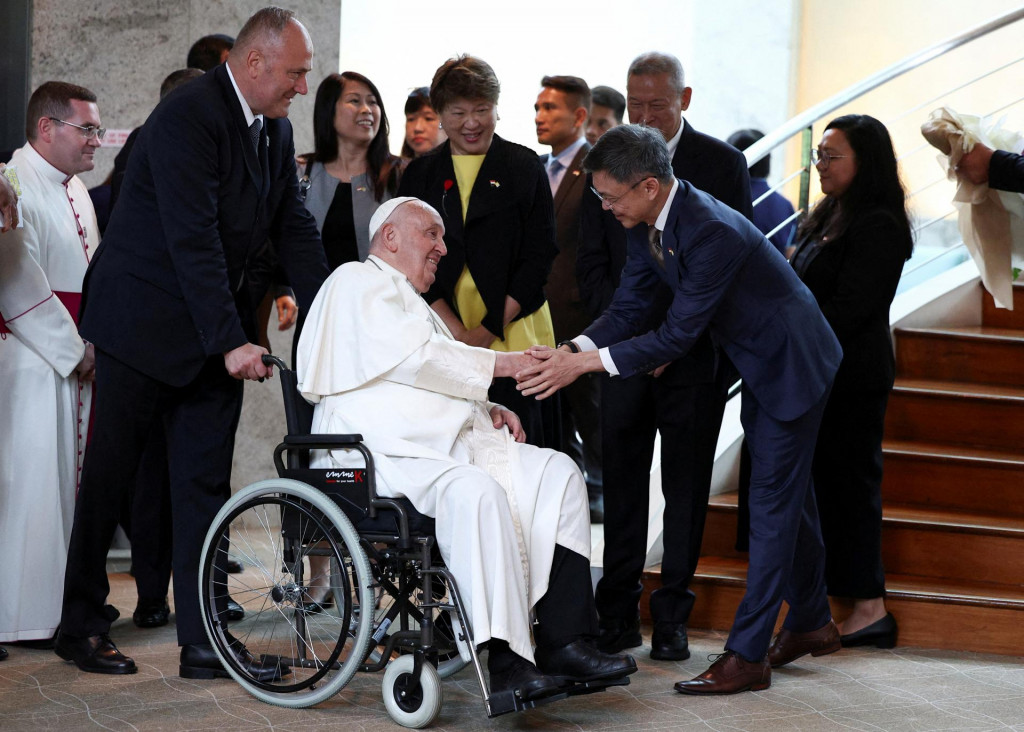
382, 654, 443, 729
199, 478, 375, 708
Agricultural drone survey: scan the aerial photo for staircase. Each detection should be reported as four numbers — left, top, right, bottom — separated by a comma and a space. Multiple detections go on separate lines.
641, 282, 1024, 656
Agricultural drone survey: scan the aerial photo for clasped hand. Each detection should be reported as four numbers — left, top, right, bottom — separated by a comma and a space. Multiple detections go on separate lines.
513, 345, 583, 400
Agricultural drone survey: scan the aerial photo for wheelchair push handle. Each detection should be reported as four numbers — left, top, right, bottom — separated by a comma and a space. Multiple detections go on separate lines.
262, 353, 289, 373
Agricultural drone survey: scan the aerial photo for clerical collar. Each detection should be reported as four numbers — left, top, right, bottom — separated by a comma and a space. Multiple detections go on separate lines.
653, 178, 680, 234
23, 140, 74, 186
665, 116, 685, 157
225, 63, 264, 130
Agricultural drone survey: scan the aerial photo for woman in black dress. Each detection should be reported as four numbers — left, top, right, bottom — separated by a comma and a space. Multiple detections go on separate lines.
791, 114, 913, 648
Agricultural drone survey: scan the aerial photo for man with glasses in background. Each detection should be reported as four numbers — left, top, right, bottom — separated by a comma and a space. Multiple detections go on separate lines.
575, 51, 752, 666
0, 82, 102, 653
518, 124, 843, 694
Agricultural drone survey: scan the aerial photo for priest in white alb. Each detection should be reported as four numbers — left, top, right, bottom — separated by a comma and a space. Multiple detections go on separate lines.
296, 197, 636, 701
0, 82, 102, 645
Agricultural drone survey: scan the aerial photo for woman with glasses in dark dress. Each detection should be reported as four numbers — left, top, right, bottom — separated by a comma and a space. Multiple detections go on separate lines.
790, 114, 913, 649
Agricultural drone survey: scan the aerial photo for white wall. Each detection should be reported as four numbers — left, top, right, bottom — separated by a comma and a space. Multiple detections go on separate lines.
338, 0, 797, 156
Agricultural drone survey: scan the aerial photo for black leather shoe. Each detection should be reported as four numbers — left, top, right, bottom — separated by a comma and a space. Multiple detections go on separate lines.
488, 654, 566, 701
224, 598, 245, 622
225, 555, 244, 574
133, 597, 170, 628
0, 646, 7, 661
840, 613, 898, 649
179, 638, 288, 681
596, 615, 642, 654
650, 622, 690, 661
535, 639, 637, 683
54, 633, 137, 675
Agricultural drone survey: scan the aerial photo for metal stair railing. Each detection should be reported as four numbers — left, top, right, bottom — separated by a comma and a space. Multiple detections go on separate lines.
741, 6, 1024, 290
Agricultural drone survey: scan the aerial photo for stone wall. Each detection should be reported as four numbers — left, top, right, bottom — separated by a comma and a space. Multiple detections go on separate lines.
30, 0, 340, 491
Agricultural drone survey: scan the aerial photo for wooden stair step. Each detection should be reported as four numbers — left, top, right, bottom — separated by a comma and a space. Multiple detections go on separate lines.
641, 558, 1024, 655
885, 379, 1024, 451
895, 325, 1024, 387
704, 492, 1024, 585
883, 503, 1024, 535
982, 281, 1024, 329
882, 441, 1024, 517
880, 507, 1024, 585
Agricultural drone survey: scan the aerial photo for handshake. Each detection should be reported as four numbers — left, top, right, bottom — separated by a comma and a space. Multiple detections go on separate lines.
494, 345, 601, 400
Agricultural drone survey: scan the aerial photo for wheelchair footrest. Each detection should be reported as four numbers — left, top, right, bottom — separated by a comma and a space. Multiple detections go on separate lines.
487, 688, 569, 717
564, 675, 631, 696
487, 676, 630, 717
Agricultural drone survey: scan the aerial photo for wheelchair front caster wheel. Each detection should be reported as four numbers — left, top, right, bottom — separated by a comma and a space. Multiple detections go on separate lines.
382, 654, 442, 728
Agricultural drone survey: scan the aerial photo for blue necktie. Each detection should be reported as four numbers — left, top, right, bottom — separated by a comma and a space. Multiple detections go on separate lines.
547, 158, 563, 194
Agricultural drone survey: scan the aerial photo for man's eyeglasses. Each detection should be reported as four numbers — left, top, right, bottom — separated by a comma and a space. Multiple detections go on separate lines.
49, 118, 106, 141
590, 176, 648, 208
810, 149, 849, 170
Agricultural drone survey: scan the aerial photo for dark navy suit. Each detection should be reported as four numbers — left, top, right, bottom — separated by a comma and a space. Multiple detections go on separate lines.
584, 180, 842, 659
62, 64, 329, 645
578, 120, 751, 627
990, 149, 1024, 192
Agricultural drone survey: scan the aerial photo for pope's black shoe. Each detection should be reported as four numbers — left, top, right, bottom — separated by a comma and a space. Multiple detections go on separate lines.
133, 597, 170, 628
0, 646, 8, 661
224, 598, 245, 622
179, 638, 288, 681
535, 639, 638, 683
55, 632, 137, 675
488, 653, 566, 701
596, 615, 642, 654
650, 622, 690, 661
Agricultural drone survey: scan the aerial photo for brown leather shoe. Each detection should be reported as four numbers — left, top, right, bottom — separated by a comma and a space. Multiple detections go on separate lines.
673, 651, 770, 695
768, 619, 841, 668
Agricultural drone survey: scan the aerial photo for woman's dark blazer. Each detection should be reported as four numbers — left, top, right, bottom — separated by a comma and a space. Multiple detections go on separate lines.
791, 208, 910, 394
397, 136, 557, 340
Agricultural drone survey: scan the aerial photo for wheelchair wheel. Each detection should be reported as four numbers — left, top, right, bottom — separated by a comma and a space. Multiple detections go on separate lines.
363, 563, 470, 680
199, 478, 375, 708
382, 654, 442, 729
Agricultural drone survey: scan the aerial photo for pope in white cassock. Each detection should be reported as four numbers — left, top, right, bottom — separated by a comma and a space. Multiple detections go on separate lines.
296, 197, 637, 700
0, 82, 101, 644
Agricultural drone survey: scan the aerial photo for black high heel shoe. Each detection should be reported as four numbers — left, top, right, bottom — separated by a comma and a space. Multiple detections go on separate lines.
303, 590, 335, 615
840, 612, 898, 648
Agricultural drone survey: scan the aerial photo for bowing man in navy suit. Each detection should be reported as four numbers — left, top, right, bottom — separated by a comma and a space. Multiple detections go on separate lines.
56, 7, 330, 678
576, 52, 752, 664
516, 125, 844, 695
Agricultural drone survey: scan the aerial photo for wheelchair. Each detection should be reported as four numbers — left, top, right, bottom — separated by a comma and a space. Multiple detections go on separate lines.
197, 354, 625, 728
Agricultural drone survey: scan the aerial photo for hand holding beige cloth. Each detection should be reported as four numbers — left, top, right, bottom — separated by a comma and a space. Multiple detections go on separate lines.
921, 106, 1024, 309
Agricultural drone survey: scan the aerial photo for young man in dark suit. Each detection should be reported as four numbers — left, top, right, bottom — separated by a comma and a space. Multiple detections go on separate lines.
535, 75, 603, 520
517, 124, 843, 695
575, 51, 751, 663
56, 7, 330, 678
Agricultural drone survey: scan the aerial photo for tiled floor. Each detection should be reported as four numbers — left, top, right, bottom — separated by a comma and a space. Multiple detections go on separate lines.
3, 571, 1023, 731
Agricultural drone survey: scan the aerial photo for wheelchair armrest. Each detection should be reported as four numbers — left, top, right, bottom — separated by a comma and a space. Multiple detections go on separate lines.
283, 433, 364, 446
